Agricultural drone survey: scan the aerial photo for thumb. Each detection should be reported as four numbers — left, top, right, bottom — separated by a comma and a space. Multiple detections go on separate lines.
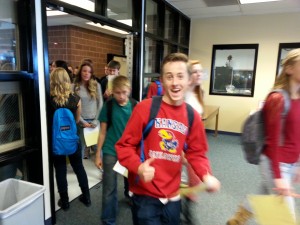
144, 157, 155, 166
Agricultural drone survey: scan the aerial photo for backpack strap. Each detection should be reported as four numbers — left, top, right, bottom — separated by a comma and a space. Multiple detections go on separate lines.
183, 103, 194, 151
140, 96, 162, 162
107, 97, 138, 129
106, 98, 113, 129
154, 80, 162, 96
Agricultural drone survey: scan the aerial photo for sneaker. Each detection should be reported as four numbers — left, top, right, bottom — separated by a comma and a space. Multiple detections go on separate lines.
227, 206, 252, 225
83, 147, 90, 159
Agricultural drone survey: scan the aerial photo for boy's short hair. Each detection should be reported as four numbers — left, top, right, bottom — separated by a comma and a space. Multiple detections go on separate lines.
160, 53, 190, 77
112, 75, 131, 90
107, 60, 121, 70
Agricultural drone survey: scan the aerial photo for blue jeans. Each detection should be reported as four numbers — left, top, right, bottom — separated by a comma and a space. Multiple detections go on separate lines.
131, 195, 181, 225
53, 145, 89, 193
101, 154, 118, 225
259, 154, 298, 218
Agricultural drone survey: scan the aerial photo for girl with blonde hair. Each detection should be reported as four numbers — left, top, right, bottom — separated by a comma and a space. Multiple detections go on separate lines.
73, 62, 103, 159
227, 48, 300, 224
50, 67, 91, 210
181, 60, 206, 225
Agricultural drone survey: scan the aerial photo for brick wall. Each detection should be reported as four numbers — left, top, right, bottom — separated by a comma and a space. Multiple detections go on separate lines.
48, 25, 124, 78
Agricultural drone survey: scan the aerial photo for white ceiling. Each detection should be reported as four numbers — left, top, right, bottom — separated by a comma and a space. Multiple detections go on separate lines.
166, 0, 300, 18
46, 0, 300, 38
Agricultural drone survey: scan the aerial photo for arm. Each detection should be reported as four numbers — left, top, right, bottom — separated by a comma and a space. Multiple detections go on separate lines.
263, 93, 289, 195
115, 102, 149, 175
92, 83, 103, 127
185, 111, 220, 192
263, 93, 285, 179
95, 122, 107, 169
75, 100, 81, 124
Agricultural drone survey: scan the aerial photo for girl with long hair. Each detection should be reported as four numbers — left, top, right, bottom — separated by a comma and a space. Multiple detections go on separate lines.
73, 62, 103, 159
50, 67, 91, 210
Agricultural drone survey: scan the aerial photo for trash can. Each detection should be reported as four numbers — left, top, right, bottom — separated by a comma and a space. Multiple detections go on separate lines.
0, 179, 46, 225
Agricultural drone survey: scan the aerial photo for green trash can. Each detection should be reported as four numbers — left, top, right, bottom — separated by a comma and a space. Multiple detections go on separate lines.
0, 179, 45, 225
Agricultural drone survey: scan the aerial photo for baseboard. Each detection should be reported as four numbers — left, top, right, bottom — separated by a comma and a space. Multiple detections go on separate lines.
205, 129, 241, 136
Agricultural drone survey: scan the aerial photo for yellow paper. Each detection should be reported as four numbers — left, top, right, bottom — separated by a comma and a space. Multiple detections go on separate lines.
248, 195, 296, 225
180, 183, 207, 196
83, 123, 100, 147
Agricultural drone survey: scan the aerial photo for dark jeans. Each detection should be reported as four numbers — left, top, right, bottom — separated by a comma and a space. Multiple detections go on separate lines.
53, 146, 89, 194
131, 194, 181, 225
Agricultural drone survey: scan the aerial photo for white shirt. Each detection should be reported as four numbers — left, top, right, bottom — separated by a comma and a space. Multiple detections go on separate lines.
185, 90, 203, 115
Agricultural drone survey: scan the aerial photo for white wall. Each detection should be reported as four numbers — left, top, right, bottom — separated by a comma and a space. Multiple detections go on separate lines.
189, 12, 300, 133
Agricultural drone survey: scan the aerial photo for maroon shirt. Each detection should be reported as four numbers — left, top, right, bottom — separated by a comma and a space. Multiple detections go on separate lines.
263, 92, 300, 178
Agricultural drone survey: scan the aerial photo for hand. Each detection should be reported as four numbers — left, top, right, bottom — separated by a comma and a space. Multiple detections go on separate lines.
293, 167, 300, 184
203, 174, 221, 193
82, 122, 92, 128
273, 178, 291, 196
94, 154, 102, 169
137, 158, 155, 183
104, 89, 112, 98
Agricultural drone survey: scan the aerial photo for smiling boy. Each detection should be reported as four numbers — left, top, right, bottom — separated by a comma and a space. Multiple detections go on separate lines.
115, 53, 220, 225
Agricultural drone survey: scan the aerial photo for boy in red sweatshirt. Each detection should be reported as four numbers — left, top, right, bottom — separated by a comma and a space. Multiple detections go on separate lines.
115, 53, 220, 225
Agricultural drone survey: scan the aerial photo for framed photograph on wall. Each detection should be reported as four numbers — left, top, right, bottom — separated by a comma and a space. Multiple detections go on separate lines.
276, 42, 300, 76
209, 44, 259, 97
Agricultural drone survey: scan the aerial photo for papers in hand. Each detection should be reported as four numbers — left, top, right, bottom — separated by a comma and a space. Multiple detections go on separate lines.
180, 183, 207, 196
83, 123, 100, 147
113, 161, 128, 178
248, 195, 296, 225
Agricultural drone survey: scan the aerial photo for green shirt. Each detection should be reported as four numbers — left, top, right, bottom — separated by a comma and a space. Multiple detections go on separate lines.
99, 98, 133, 156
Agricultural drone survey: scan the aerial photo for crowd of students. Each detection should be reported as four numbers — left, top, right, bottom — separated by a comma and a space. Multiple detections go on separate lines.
50, 49, 300, 225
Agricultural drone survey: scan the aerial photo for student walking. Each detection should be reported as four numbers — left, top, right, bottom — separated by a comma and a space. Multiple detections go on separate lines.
115, 53, 221, 225
73, 62, 103, 159
227, 48, 300, 225
95, 75, 137, 225
181, 59, 206, 225
50, 68, 91, 210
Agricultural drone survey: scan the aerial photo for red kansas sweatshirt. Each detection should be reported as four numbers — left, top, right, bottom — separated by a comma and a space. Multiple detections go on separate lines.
115, 98, 212, 199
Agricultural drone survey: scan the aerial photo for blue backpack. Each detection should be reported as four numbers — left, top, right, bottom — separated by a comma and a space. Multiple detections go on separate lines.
52, 108, 79, 155
154, 80, 163, 96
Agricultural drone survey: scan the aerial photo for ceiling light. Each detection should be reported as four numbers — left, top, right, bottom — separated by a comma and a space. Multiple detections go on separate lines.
86, 22, 128, 35
60, 0, 94, 12
239, 0, 281, 4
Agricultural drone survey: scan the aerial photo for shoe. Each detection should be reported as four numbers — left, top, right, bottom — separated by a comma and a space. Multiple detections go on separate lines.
79, 194, 91, 207
58, 199, 70, 211
226, 206, 252, 225
84, 147, 90, 159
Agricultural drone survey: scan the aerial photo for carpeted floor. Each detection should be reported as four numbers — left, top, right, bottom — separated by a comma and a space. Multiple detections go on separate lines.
55, 133, 300, 225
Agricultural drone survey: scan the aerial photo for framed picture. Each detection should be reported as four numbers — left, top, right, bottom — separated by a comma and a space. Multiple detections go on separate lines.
276, 43, 300, 76
209, 44, 259, 97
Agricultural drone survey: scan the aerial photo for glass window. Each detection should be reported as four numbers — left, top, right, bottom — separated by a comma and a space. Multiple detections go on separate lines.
144, 38, 157, 73
179, 17, 190, 46
0, 82, 25, 153
145, 0, 158, 35
108, 0, 132, 26
59, 0, 95, 12
0, 1, 19, 71
164, 8, 176, 41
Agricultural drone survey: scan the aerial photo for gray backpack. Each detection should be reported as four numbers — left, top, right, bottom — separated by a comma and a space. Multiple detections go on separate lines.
241, 89, 290, 165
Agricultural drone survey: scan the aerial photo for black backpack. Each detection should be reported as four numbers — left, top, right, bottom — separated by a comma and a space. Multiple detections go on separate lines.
241, 89, 290, 165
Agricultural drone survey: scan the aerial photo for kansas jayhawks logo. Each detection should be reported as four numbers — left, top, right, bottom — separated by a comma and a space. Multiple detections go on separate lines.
158, 130, 178, 153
